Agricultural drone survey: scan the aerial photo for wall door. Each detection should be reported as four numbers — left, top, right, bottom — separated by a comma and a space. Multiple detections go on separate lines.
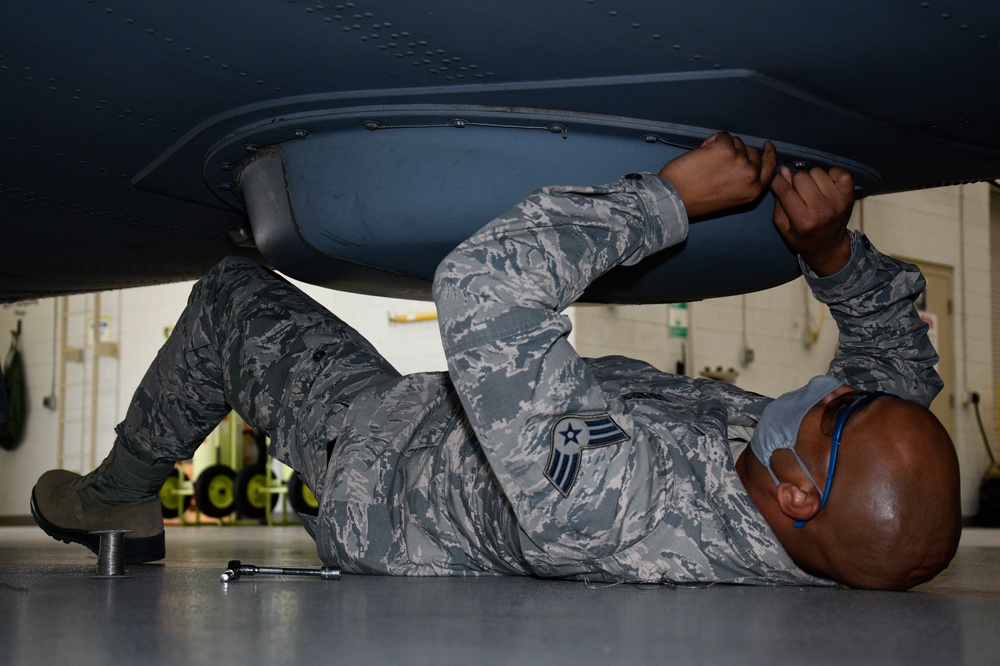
913, 260, 955, 438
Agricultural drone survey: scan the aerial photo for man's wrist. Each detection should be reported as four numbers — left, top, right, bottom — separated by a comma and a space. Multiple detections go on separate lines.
802, 237, 852, 278
801, 231, 875, 304
620, 172, 689, 258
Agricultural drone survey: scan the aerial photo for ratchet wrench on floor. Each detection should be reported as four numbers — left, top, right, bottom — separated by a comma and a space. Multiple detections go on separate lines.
220, 559, 341, 582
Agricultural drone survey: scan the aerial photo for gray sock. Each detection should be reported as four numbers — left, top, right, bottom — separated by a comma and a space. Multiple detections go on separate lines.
74, 439, 176, 509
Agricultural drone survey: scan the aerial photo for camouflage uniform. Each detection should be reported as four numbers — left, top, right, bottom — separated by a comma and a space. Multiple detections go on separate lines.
120, 172, 939, 585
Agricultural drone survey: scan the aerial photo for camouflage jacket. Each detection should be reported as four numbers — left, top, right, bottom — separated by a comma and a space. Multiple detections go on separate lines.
312, 173, 940, 585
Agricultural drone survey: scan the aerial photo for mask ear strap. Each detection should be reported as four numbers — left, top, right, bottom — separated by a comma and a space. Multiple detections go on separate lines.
765, 465, 781, 487
764, 447, 823, 494
789, 448, 824, 496
790, 448, 825, 529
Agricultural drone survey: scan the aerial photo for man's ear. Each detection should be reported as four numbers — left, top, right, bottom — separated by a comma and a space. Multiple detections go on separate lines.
775, 481, 822, 523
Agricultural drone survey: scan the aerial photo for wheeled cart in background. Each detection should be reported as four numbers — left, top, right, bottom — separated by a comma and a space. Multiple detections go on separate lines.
158, 412, 318, 524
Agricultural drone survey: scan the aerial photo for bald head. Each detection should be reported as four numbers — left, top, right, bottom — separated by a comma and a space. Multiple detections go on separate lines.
802, 397, 961, 590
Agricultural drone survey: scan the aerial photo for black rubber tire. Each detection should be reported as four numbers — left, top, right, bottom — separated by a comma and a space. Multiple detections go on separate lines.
287, 472, 319, 516
243, 427, 268, 467
193, 464, 236, 518
234, 465, 277, 520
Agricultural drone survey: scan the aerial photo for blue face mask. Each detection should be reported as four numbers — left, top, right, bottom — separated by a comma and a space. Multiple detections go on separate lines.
750, 375, 845, 489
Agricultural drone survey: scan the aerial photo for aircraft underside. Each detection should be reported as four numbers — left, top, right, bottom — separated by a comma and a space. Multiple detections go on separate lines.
2, 1, 998, 303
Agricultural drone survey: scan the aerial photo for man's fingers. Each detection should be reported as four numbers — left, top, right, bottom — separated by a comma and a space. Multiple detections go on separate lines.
736, 138, 777, 188
791, 167, 826, 203
770, 165, 802, 210
829, 167, 856, 198
799, 168, 856, 220
708, 131, 735, 152
771, 167, 825, 233
760, 141, 778, 186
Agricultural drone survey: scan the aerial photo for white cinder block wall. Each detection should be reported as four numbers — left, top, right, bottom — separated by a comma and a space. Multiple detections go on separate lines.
0, 184, 994, 517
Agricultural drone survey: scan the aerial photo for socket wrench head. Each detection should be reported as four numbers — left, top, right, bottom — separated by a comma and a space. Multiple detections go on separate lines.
220, 559, 243, 582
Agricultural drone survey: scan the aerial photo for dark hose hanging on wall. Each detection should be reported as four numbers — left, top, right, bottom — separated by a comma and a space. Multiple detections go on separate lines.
1, 321, 26, 451
0, 357, 7, 426
972, 392, 1000, 527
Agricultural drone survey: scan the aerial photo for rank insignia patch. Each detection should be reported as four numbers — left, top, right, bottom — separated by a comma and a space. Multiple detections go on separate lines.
545, 414, 629, 496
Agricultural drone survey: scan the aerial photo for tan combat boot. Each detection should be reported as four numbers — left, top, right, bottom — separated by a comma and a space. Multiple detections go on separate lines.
31, 469, 165, 564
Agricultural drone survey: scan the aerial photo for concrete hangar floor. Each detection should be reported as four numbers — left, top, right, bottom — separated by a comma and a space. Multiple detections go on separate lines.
0, 524, 998, 665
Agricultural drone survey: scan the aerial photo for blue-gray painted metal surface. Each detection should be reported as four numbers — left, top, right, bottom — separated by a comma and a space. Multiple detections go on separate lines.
234, 108, 878, 302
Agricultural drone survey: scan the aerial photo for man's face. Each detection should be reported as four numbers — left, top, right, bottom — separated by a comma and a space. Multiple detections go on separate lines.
793, 385, 884, 509
794, 385, 854, 474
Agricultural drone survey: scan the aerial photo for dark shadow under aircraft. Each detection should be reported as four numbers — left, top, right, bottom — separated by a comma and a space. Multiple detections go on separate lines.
2, 1, 998, 304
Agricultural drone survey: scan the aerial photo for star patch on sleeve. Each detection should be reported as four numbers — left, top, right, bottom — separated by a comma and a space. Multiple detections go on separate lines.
545, 414, 629, 496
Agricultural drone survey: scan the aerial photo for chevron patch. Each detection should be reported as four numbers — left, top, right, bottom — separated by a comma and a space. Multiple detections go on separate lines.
545, 414, 629, 496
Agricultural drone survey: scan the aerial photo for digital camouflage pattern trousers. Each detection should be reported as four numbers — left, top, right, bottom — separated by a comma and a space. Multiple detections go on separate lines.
115, 256, 400, 502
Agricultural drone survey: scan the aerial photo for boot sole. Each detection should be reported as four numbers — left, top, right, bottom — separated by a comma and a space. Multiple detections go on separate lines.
30, 489, 166, 564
